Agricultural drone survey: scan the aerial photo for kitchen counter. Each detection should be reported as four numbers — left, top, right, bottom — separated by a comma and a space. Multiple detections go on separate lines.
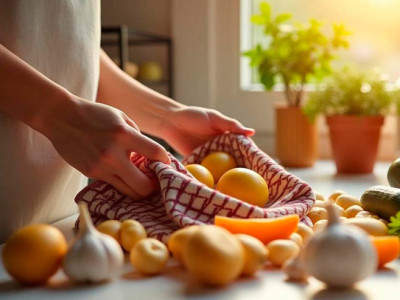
0, 160, 398, 300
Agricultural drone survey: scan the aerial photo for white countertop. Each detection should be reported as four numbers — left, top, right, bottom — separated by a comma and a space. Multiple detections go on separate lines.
0, 160, 398, 300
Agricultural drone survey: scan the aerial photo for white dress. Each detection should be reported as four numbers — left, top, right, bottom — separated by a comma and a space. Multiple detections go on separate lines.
0, 0, 100, 242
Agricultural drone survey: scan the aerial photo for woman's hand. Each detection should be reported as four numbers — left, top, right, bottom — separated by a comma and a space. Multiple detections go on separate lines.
40, 95, 170, 200
161, 106, 255, 155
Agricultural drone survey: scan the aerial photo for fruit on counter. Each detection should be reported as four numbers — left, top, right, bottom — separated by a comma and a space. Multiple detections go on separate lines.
361, 185, 400, 221
344, 218, 388, 236
370, 236, 400, 268
182, 225, 245, 286
336, 195, 361, 210
283, 249, 309, 282
215, 214, 299, 244
185, 164, 215, 188
63, 203, 124, 283
266, 240, 300, 267
313, 200, 327, 208
201, 152, 237, 182
130, 238, 169, 275
332, 203, 345, 217
355, 211, 373, 218
2, 224, 67, 285
96, 220, 122, 244
345, 205, 364, 218
289, 233, 303, 247
313, 219, 328, 233
314, 191, 325, 201
120, 219, 147, 251
304, 204, 377, 289
307, 207, 328, 224
235, 234, 268, 277
216, 168, 269, 207
167, 225, 201, 264
295, 223, 314, 243
138, 61, 162, 82
387, 158, 400, 188
329, 190, 347, 202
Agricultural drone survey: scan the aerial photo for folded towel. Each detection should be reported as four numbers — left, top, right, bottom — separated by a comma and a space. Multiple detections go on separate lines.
75, 133, 315, 243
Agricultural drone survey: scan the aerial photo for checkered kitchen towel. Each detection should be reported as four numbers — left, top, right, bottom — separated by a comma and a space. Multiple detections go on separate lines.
75, 133, 315, 243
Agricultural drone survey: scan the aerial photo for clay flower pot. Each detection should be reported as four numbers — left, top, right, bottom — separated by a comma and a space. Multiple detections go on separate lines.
327, 115, 384, 174
276, 106, 318, 168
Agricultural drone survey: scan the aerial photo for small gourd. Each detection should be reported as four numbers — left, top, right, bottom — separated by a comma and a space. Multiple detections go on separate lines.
63, 203, 124, 283
304, 204, 377, 289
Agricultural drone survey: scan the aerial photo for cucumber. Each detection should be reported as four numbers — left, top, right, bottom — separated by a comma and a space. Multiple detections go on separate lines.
360, 185, 400, 221
388, 158, 400, 188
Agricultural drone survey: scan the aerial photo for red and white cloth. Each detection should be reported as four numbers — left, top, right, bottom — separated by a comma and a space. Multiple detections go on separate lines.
75, 133, 315, 243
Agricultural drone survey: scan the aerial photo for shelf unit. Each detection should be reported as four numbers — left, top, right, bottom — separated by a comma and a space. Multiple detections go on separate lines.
101, 25, 174, 153
101, 25, 173, 98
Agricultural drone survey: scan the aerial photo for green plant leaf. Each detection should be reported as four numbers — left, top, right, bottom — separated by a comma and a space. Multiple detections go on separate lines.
260, 2, 271, 17
275, 13, 291, 24
251, 15, 268, 25
260, 71, 275, 90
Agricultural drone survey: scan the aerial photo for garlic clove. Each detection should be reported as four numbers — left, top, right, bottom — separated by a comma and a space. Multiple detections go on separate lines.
304, 204, 377, 289
63, 203, 124, 283
283, 248, 309, 282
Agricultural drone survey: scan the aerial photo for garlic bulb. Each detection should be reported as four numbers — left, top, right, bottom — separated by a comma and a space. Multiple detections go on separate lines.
63, 203, 124, 283
304, 204, 377, 289
283, 248, 308, 282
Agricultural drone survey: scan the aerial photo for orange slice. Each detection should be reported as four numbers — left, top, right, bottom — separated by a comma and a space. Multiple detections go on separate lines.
214, 214, 300, 244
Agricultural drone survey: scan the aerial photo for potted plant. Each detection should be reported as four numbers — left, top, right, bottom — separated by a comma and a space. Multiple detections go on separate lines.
243, 2, 350, 167
303, 67, 396, 173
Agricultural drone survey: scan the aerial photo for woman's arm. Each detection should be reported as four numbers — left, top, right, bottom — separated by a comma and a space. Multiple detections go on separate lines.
0, 44, 169, 199
97, 50, 255, 155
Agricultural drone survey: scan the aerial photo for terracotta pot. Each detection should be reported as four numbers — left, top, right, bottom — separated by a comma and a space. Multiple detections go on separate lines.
276, 106, 318, 168
327, 115, 384, 174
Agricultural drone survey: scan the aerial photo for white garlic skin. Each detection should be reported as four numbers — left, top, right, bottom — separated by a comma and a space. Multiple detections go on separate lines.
63, 204, 124, 283
304, 205, 377, 289
283, 250, 309, 282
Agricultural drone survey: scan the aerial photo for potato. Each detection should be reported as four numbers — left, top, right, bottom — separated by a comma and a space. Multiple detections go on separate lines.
235, 234, 268, 276
296, 223, 314, 243
307, 207, 328, 224
314, 200, 327, 208
332, 204, 346, 217
289, 233, 303, 247
313, 219, 328, 233
315, 192, 325, 201
345, 205, 364, 218
266, 240, 300, 267
130, 238, 169, 275
168, 226, 200, 264
120, 220, 147, 252
336, 195, 361, 210
344, 218, 388, 236
329, 190, 347, 202
356, 211, 372, 218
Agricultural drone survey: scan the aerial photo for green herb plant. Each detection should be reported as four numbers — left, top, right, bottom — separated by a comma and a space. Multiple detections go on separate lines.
303, 67, 396, 122
388, 211, 400, 237
243, 2, 350, 107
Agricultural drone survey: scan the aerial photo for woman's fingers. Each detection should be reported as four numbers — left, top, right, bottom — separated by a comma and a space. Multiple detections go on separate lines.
210, 112, 255, 136
103, 174, 142, 200
125, 130, 170, 164
116, 157, 159, 197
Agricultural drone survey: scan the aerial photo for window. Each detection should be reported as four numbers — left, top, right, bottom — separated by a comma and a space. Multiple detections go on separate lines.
241, 0, 400, 90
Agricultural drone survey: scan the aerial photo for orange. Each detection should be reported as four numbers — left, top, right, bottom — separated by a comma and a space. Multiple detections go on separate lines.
182, 225, 245, 286
2, 224, 68, 285
167, 225, 201, 264
215, 214, 299, 244
185, 164, 215, 188
216, 168, 269, 207
370, 236, 400, 268
96, 220, 122, 244
201, 152, 237, 182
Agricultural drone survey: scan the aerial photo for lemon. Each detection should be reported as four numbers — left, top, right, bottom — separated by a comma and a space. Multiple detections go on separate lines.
201, 152, 236, 182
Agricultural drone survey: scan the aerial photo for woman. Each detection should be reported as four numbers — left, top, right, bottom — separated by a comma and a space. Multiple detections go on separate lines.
0, 1, 254, 242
